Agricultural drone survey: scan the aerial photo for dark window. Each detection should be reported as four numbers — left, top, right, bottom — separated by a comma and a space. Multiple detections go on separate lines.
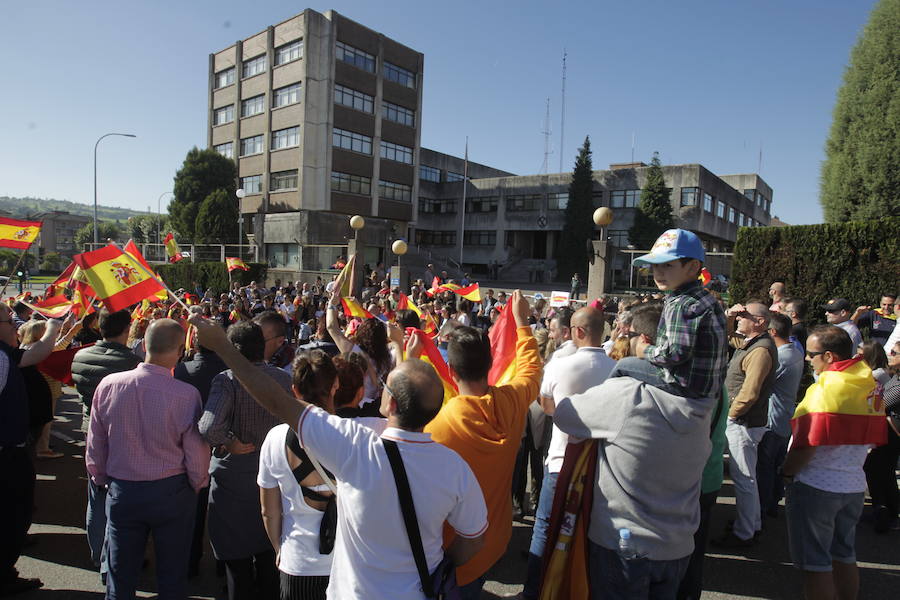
384, 62, 416, 88
463, 231, 496, 246
466, 197, 498, 213
419, 165, 441, 183
506, 194, 541, 211
680, 187, 699, 207
336, 41, 375, 73
331, 171, 371, 196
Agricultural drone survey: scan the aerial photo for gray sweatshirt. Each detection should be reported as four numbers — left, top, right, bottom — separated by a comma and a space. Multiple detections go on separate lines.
554, 376, 714, 561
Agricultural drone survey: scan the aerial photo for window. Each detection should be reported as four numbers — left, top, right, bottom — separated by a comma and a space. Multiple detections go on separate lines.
738, 213, 745, 227
716, 201, 725, 219
756, 191, 765, 208
380, 140, 413, 164
334, 84, 373, 113
241, 95, 265, 118
242, 54, 266, 78
213, 104, 234, 125
744, 189, 755, 202
681, 187, 699, 207
466, 197, 498, 213
267, 243, 300, 269
506, 194, 541, 211
215, 67, 235, 89
336, 41, 375, 72
240, 134, 264, 156
446, 171, 465, 182
271, 126, 299, 150
275, 40, 303, 65
240, 175, 261, 194
382, 100, 415, 126
270, 170, 298, 191
608, 230, 630, 247
419, 165, 441, 183
463, 231, 496, 246
610, 189, 640, 208
548, 192, 568, 210
331, 171, 371, 196
415, 230, 456, 246
332, 128, 372, 154
379, 180, 412, 202
213, 142, 233, 159
273, 83, 301, 108
419, 198, 457, 214
703, 192, 713, 213
765, 199, 771, 213
728, 207, 736, 223
384, 62, 416, 88
592, 190, 604, 207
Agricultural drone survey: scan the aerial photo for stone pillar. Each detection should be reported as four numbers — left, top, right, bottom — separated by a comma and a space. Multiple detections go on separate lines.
587, 239, 611, 300
390, 265, 408, 293
347, 237, 362, 298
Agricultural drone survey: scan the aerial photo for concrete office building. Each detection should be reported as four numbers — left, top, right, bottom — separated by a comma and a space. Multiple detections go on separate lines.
31, 211, 91, 258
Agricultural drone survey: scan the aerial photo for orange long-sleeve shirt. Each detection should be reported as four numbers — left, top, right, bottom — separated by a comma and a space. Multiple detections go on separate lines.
425, 325, 542, 585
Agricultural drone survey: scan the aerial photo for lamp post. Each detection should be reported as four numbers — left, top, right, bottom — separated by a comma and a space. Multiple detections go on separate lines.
236, 189, 246, 260
391, 238, 408, 291
587, 207, 615, 299
627, 244, 636, 289
94, 132, 136, 247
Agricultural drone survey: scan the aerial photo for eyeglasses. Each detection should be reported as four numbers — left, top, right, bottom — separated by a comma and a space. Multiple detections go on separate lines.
806, 350, 825, 359
381, 377, 396, 399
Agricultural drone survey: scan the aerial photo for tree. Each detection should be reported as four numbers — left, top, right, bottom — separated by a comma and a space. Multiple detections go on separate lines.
170, 147, 237, 241
194, 189, 239, 243
39, 252, 63, 272
73, 222, 122, 250
820, 0, 900, 222
629, 152, 673, 249
556, 136, 595, 282
126, 214, 168, 244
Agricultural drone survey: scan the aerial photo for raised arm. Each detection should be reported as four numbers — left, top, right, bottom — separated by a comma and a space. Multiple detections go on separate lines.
325, 255, 357, 354
20, 318, 62, 367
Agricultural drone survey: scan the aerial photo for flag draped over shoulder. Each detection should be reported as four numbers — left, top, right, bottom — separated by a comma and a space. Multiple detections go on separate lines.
226, 257, 250, 272
72, 245, 166, 313
0, 217, 41, 249
790, 356, 885, 447
405, 327, 458, 403
341, 297, 373, 319
164, 233, 183, 263
487, 301, 517, 386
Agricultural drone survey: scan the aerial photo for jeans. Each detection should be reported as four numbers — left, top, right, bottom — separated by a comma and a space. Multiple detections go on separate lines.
588, 540, 690, 600
756, 430, 789, 514
0, 447, 34, 584
785, 481, 864, 572
725, 419, 766, 540
86, 479, 108, 572
105, 474, 196, 600
609, 357, 698, 399
523, 470, 559, 599
676, 490, 718, 600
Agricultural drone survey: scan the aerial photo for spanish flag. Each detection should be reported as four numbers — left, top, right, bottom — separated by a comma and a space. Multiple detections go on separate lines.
487, 300, 518, 385
226, 257, 250, 272
405, 327, 458, 403
790, 356, 886, 447
336, 257, 354, 297
72, 245, 167, 313
22, 294, 72, 319
453, 283, 481, 302
47, 261, 77, 296
698, 267, 712, 286
164, 232, 184, 263
0, 217, 42, 249
341, 297, 373, 319
70, 280, 96, 318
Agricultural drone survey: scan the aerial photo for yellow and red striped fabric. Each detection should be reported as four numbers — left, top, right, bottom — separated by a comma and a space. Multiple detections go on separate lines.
698, 267, 712, 286
124, 240, 168, 301
790, 356, 886, 447
453, 283, 482, 302
341, 297, 373, 319
0, 217, 42, 249
164, 233, 183, 263
22, 294, 72, 319
487, 301, 518, 385
226, 257, 249, 272
72, 245, 166, 313
405, 327, 458, 403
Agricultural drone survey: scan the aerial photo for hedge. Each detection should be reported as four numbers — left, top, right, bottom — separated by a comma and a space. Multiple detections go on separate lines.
155, 261, 267, 294
730, 217, 900, 324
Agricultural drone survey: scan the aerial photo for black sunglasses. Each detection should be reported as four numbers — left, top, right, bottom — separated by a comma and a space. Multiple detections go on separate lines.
806, 350, 825, 359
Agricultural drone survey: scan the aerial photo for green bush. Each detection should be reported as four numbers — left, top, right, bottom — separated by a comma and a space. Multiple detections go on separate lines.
731, 218, 900, 324
155, 261, 267, 294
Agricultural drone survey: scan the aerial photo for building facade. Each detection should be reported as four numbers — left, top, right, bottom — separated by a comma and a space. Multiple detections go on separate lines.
31, 211, 92, 259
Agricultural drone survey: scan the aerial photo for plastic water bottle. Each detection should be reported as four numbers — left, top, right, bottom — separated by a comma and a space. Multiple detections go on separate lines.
618, 528, 638, 559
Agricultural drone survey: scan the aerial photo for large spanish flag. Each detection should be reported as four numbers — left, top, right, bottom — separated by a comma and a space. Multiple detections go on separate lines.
790, 356, 886, 448
164, 232, 184, 263
0, 217, 42, 249
487, 300, 518, 385
226, 257, 249, 272
341, 297, 373, 319
124, 240, 168, 301
72, 245, 166, 313
405, 327, 458, 403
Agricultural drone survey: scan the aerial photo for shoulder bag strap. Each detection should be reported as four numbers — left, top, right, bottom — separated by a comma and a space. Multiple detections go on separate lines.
383, 439, 434, 598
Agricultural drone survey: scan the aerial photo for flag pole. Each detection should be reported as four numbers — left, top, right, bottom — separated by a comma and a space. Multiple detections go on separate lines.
0, 248, 30, 298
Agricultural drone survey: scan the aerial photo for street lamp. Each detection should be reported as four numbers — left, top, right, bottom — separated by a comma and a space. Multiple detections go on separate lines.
157, 191, 173, 252
94, 133, 136, 246
236, 189, 246, 260
391, 239, 408, 267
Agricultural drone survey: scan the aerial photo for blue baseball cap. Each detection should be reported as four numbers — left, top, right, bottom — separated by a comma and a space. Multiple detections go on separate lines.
632, 229, 705, 266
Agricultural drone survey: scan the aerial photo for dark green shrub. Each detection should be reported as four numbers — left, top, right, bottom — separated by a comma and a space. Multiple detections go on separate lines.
155, 261, 267, 294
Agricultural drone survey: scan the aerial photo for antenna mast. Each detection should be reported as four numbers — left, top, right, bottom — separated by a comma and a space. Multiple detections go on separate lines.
559, 50, 567, 173
541, 98, 552, 174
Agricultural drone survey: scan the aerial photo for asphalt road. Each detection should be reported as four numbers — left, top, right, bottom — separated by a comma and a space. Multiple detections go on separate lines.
14, 390, 900, 599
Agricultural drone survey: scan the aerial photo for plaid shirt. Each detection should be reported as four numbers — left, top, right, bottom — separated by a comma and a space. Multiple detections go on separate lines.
644, 280, 727, 399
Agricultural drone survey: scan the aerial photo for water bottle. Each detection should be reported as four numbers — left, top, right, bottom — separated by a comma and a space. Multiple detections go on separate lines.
618, 528, 638, 559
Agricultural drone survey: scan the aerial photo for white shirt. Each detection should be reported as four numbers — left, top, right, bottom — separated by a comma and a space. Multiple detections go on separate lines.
257, 424, 333, 576
541, 346, 616, 473
795, 444, 870, 494
297, 407, 487, 600
836, 320, 863, 349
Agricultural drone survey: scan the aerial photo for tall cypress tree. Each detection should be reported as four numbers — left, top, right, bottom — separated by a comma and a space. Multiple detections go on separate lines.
557, 136, 595, 281
820, 0, 900, 222
170, 147, 237, 241
628, 152, 673, 249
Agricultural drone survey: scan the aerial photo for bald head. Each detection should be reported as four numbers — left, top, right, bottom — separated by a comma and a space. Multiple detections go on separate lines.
145, 318, 185, 355
571, 306, 607, 347
386, 359, 443, 430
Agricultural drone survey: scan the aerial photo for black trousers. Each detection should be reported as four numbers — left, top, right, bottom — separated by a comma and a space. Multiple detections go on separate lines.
864, 426, 900, 516
512, 420, 545, 512
677, 490, 719, 600
189, 486, 210, 571
225, 548, 279, 600
0, 447, 35, 583
279, 571, 328, 600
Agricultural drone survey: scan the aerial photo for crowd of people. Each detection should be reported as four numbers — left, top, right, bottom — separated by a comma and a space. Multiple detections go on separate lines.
1, 228, 898, 600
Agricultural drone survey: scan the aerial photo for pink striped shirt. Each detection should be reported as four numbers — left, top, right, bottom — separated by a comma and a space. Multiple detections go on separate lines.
86, 363, 210, 491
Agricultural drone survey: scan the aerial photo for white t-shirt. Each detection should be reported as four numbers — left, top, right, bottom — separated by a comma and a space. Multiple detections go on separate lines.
794, 443, 870, 494
541, 346, 616, 473
836, 320, 863, 349
297, 407, 487, 600
257, 424, 333, 576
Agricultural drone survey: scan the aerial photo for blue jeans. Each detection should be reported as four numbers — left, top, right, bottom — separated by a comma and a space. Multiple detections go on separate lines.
523, 470, 559, 599
106, 474, 196, 600
609, 357, 698, 399
756, 430, 789, 514
588, 540, 690, 600
86, 479, 108, 572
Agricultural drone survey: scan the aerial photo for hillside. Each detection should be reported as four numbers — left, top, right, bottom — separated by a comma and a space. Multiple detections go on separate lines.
0, 196, 148, 222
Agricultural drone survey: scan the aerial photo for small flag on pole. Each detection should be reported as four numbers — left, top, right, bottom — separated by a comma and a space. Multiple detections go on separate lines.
341, 297, 374, 319
164, 233, 184, 263
0, 217, 42, 249
226, 257, 250, 272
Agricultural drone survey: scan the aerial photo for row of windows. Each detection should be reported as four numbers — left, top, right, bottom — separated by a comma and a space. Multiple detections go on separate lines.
379, 180, 412, 202
238, 170, 298, 194
415, 230, 456, 246
336, 41, 375, 73
679, 187, 765, 226
214, 142, 233, 159
383, 100, 415, 126
416, 193, 573, 214
418, 198, 458, 214
384, 62, 415, 89
464, 231, 496, 246
213, 40, 304, 89
333, 127, 372, 155
446, 171, 465, 182
467, 197, 498, 213
611, 189, 641, 208
331, 171, 371, 196
419, 165, 441, 183
235, 126, 300, 157
333, 84, 416, 127
380, 140, 413, 164
213, 83, 301, 126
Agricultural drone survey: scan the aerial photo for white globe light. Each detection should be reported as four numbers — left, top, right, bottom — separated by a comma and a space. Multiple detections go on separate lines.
350, 215, 365, 230
392, 239, 408, 255
236, 189, 246, 199
593, 207, 614, 226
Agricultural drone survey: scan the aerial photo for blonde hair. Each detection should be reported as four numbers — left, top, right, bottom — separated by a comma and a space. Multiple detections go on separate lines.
18, 319, 47, 346
607, 335, 633, 361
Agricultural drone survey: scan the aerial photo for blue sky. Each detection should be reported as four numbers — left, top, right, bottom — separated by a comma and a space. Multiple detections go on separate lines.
0, 0, 878, 225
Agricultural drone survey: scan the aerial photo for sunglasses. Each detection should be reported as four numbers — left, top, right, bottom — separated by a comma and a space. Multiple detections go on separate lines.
806, 350, 825, 359
890, 349, 898, 357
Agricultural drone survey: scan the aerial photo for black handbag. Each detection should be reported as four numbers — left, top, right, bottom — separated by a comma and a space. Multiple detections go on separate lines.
383, 439, 461, 600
